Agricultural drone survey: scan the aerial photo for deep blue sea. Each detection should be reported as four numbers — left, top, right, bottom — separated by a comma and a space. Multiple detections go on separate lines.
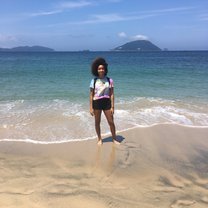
0, 51, 208, 143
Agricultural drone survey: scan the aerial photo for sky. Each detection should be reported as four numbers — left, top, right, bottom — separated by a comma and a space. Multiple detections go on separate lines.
0, 0, 208, 51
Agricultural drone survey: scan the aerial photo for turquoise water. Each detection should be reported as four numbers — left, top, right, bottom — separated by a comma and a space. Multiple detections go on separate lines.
0, 51, 208, 143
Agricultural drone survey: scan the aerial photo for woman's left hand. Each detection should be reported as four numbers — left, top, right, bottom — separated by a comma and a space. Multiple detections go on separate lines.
111, 107, 114, 115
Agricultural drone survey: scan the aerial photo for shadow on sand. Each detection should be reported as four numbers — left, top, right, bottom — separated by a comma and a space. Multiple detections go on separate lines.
102, 135, 125, 143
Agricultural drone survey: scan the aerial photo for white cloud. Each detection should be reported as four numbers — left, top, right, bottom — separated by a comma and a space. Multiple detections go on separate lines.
92, 6, 192, 24
130, 35, 149, 41
91, 13, 124, 22
44, 6, 195, 27
118, 32, 148, 41
0, 34, 17, 42
135, 6, 196, 16
50, 13, 124, 25
118, 32, 127, 38
30, 10, 62, 17
28, 1, 92, 17
199, 14, 208, 21
107, 0, 122, 2
59, 1, 92, 9
47, 13, 157, 26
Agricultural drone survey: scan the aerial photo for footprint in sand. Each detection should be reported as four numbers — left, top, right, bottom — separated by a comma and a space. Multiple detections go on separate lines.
170, 199, 196, 208
118, 142, 139, 169
159, 174, 192, 189
201, 196, 208, 204
118, 148, 131, 169
195, 178, 208, 189
153, 186, 178, 193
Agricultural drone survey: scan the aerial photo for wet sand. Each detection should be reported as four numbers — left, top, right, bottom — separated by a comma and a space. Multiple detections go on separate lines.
0, 124, 208, 208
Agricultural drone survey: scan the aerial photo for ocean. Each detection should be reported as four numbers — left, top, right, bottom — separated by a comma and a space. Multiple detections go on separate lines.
0, 51, 208, 143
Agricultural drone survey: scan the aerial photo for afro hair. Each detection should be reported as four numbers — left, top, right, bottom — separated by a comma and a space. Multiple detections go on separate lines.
91, 57, 108, 77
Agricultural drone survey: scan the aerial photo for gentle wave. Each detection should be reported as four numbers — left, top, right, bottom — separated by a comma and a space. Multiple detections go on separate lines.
0, 97, 208, 143
1, 123, 208, 145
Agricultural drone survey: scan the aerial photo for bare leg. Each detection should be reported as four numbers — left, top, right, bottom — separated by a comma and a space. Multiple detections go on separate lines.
94, 110, 102, 145
103, 110, 120, 144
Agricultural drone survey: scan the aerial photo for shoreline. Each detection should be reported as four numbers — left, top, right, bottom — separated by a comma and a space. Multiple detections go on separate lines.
0, 123, 208, 145
0, 123, 208, 144
0, 124, 208, 207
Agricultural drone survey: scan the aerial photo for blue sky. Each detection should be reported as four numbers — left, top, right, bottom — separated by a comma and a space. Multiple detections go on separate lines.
0, 0, 208, 51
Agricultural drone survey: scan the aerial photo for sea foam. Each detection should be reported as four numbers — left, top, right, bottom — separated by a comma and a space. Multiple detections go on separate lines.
0, 97, 208, 143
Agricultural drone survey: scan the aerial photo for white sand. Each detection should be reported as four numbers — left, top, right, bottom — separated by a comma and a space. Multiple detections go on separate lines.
0, 124, 208, 208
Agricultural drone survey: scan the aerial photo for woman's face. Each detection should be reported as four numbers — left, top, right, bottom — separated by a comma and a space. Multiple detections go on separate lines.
97, 65, 105, 77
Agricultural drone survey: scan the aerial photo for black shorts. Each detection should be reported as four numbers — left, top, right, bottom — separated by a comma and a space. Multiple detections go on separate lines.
93, 98, 111, 110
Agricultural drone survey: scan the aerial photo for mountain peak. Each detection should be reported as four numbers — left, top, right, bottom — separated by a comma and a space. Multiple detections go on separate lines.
0, 45, 55, 52
113, 40, 161, 51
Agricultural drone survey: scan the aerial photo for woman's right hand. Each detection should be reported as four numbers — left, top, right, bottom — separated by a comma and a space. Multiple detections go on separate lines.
90, 108, 94, 116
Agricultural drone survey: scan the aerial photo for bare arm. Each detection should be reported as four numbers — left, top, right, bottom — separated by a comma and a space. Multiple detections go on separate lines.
110, 87, 115, 114
90, 88, 94, 116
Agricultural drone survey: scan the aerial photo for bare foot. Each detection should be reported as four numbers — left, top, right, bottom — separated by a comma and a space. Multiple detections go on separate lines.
113, 139, 120, 145
97, 140, 103, 145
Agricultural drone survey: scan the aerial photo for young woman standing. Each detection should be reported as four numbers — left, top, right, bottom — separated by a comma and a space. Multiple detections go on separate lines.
90, 57, 119, 145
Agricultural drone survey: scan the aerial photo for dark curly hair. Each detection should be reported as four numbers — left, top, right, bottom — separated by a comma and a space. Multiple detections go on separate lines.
91, 57, 108, 77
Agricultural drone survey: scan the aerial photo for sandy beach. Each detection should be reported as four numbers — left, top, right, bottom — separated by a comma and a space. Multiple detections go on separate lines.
0, 124, 208, 208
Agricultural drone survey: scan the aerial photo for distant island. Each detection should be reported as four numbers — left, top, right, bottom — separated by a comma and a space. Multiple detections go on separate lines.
113, 40, 161, 51
0, 46, 55, 52
0, 41, 163, 52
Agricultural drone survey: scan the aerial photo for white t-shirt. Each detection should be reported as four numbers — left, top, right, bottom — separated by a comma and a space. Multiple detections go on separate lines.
90, 77, 114, 100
